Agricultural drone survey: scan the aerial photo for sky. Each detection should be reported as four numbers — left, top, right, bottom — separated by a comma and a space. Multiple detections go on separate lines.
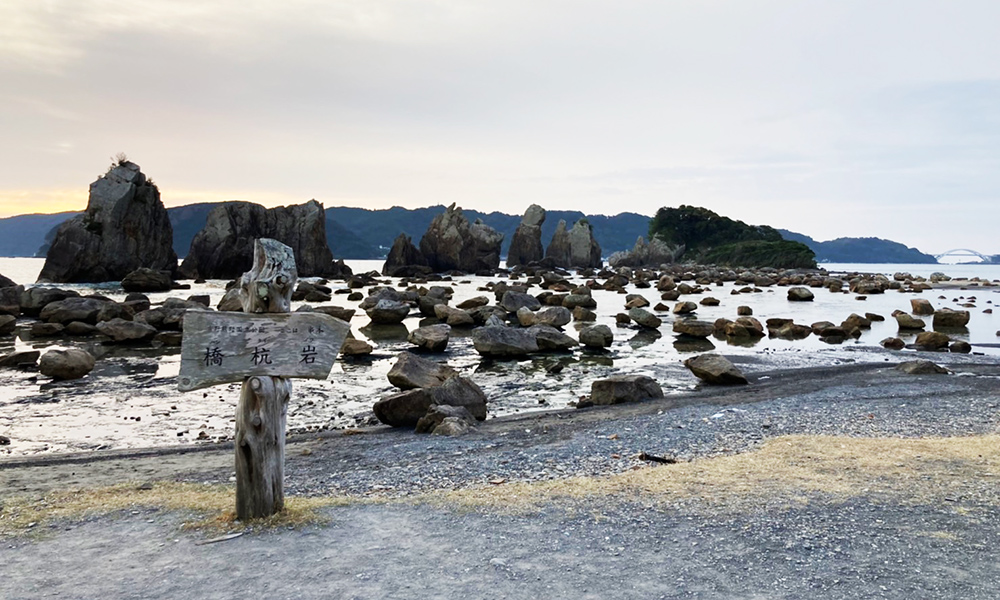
1, 0, 999, 256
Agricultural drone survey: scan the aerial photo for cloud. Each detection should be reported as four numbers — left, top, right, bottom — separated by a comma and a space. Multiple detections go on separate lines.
1, 1, 1000, 253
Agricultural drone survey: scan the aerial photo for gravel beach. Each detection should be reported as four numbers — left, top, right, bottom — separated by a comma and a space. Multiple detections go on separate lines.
3, 350, 1000, 599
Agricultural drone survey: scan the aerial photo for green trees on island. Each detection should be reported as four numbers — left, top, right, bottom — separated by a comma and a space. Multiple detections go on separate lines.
648, 205, 816, 269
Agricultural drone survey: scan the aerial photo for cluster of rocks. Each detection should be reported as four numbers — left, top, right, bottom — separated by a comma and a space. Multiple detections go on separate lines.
382, 204, 504, 276
372, 352, 487, 435
179, 200, 344, 280
37, 160, 352, 286
383, 204, 604, 276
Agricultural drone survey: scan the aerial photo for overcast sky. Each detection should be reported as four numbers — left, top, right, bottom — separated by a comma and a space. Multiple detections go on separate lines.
2, 0, 999, 255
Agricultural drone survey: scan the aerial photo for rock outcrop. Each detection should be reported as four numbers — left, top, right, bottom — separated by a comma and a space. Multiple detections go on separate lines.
38, 161, 177, 283
382, 234, 431, 277
179, 200, 335, 279
545, 219, 602, 269
419, 204, 503, 273
607, 237, 681, 268
506, 205, 546, 267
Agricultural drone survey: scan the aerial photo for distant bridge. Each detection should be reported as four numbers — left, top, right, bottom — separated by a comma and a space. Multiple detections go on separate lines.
934, 248, 993, 262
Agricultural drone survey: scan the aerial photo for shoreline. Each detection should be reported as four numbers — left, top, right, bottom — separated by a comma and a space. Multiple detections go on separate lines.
4, 351, 998, 499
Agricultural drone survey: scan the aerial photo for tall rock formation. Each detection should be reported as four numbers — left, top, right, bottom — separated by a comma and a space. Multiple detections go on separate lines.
179, 200, 335, 279
37, 161, 177, 283
382, 234, 431, 277
418, 204, 503, 273
506, 204, 546, 267
545, 219, 602, 269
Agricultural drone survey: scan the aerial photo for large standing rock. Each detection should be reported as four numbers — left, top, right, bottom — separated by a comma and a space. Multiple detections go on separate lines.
382, 234, 431, 277
545, 219, 602, 269
37, 161, 177, 283
39, 348, 96, 380
590, 375, 664, 405
419, 204, 503, 273
506, 205, 546, 267
179, 200, 335, 279
579, 324, 614, 348
684, 353, 749, 385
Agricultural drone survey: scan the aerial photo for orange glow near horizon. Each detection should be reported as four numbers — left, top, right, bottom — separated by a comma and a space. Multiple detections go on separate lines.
0, 187, 324, 218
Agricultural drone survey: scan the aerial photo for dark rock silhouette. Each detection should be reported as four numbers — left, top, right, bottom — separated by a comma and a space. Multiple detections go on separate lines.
545, 219, 601, 268
419, 204, 503, 273
179, 200, 335, 279
506, 204, 546, 267
37, 161, 177, 283
382, 234, 431, 277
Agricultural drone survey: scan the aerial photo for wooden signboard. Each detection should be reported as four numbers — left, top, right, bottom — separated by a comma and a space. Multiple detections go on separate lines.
178, 311, 351, 391
176, 237, 352, 520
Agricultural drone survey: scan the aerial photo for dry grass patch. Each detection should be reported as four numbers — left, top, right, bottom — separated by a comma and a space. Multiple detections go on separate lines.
437, 434, 1000, 513
0, 481, 352, 538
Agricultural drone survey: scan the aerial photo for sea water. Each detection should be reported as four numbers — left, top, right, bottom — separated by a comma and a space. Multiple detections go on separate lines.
0, 257, 997, 455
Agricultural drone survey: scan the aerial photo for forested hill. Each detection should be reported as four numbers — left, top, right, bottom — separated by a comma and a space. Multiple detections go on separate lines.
0, 203, 650, 259
779, 230, 938, 264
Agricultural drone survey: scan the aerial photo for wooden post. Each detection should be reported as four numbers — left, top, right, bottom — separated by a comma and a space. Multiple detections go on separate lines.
235, 238, 297, 520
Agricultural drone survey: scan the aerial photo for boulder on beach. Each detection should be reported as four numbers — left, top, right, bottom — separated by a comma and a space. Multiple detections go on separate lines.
628, 307, 662, 329
506, 205, 546, 267
179, 200, 336, 279
0, 285, 24, 316
121, 268, 173, 292
471, 323, 539, 356
96, 318, 158, 343
408, 324, 451, 352
387, 351, 457, 390
38, 160, 177, 283
914, 331, 950, 350
366, 299, 410, 324
589, 374, 664, 405
415, 404, 478, 435
419, 204, 503, 273
896, 360, 950, 375
684, 353, 749, 385
787, 287, 814, 302
910, 298, 935, 315
895, 313, 926, 330
39, 348, 96, 380
673, 319, 715, 338
933, 308, 970, 329
579, 324, 614, 348
373, 376, 487, 428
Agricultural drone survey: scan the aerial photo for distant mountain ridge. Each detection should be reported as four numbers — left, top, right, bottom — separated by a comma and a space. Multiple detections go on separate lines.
778, 230, 938, 264
0, 202, 942, 264
0, 203, 652, 260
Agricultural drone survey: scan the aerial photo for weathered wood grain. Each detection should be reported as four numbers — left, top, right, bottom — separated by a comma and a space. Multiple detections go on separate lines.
178, 310, 350, 392
233, 239, 298, 521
